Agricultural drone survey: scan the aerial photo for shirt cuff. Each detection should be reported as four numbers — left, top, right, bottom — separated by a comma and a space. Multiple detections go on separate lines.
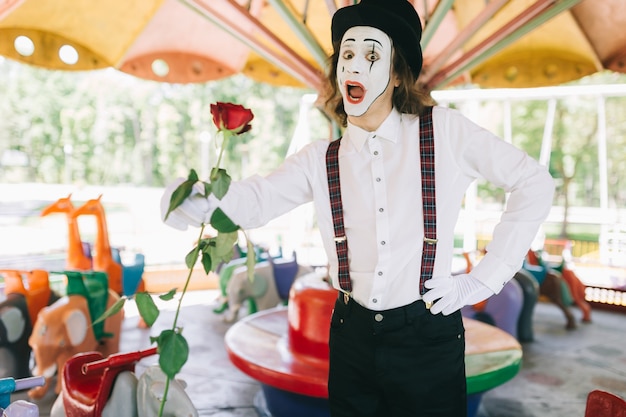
471, 254, 519, 295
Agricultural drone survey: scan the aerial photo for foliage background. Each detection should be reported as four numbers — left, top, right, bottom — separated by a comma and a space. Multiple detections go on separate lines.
0, 58, 328, 187
1, 57, 626, 241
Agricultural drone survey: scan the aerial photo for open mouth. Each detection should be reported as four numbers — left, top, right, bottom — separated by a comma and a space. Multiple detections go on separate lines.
345, 81, 365, 104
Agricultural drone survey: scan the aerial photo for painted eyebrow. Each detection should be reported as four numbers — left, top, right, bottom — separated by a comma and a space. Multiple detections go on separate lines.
341, 38, 383, 47
364, 38, 383, 47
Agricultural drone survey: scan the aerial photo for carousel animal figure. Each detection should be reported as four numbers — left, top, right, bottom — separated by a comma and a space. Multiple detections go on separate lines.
71, 196, 145, 297
512, 269, 540, 342
0, 270, 60, 378
40, 195, 92, 271
27, 271, 123, 400
559, 264, 592, 322
524, 249, 577, 329
223, 255, 313, 323
552, 254, 592, 323
71, 196, 124, 295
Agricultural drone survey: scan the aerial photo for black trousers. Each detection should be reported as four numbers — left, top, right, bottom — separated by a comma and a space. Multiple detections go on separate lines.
328, 295, 467, 417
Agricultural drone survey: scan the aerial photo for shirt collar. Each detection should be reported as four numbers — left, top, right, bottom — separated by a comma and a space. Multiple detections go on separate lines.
345, 108, 402, 152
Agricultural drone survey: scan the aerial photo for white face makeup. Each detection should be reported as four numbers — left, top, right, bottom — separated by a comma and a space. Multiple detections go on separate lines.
337, 26, 393, 117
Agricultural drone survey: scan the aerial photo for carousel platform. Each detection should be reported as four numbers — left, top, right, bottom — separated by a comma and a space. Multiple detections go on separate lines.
12, 288, 626, 417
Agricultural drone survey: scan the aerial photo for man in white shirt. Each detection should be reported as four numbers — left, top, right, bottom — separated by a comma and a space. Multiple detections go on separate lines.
162, 0, 554, 415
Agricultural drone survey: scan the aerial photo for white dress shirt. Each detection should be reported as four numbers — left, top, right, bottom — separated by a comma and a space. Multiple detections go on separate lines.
215, 106, 554, 311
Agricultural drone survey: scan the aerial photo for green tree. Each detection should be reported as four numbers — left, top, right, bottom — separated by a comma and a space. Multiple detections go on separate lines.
550, 97, 598, 237
0, 58, 322, 186
605, 96, 626, 209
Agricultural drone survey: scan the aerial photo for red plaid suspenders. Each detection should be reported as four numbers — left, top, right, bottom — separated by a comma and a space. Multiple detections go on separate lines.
325, 106, 437, 299
326, 138, 351, 294
418, 107, 438, 296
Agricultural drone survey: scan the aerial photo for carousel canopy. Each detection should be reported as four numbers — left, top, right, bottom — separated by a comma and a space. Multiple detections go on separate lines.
0, 0, 625, 90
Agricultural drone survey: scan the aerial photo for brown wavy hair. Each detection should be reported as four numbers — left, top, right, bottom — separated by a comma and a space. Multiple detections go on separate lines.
322, 41, 436, 127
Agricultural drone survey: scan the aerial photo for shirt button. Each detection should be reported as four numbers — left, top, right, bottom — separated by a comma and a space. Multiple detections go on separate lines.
378, 271, 383, 276
374, 313, 383, 322
373, 151, 379, 155
372, 134, 377, 139
381, 241, 386, 245
376, 177, 381, 182
372, 298, 378, 303
379, 208, 384, 212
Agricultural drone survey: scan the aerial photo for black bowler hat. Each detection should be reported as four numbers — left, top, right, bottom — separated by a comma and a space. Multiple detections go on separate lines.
331, 0, 423, 78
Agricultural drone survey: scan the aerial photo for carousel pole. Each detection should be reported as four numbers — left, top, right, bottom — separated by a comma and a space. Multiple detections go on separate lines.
596, 96, 611, 264
539, 98, 556, 167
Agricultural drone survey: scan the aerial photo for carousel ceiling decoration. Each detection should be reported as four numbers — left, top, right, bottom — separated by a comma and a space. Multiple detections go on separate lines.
0, 0, 624, 91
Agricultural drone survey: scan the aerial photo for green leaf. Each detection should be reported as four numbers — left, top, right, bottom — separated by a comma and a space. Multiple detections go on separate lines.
197, 238, 210, 251
202, 181, 211, 197
210, 169, 231, 200
165, 180, 195, 221
214, 232, 239, 257
159, 288, 177, 301
92, 297, 125, 326
164, 169, 205, 221
187, 169, 199, 182
135, 292, 159, 327
210, 208, 239, 233
185, 246, 200, 269
205, 232, 238, 266
247, 240, 256, 282
201, 251, 213, 274
155, 330, 189, 379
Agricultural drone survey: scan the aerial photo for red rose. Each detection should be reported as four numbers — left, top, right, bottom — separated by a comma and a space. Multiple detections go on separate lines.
210, 102, 254, 134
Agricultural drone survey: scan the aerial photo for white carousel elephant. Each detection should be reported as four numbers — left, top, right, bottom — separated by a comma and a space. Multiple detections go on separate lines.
224, 261, 313, 322
137, 365, 198, 417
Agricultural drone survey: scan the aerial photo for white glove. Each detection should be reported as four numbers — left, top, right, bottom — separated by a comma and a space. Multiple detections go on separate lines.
160, 178, 213, 231
422, 273, 494, 316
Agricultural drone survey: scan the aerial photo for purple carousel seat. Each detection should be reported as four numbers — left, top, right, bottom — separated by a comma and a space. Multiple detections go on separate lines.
462, 278, 523, 339
269, 252, 299, 300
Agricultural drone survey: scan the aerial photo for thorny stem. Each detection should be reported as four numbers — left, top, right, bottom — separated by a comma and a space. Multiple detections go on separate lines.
158, 224, 206, 417
158, 379, 171, 417
173, 224, 206, 329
